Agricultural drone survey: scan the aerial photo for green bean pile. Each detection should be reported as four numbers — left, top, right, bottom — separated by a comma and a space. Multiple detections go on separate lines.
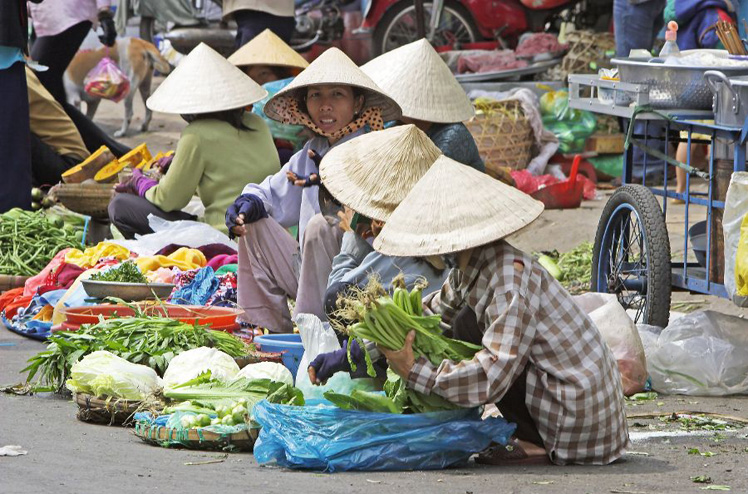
0, 208, 80, 276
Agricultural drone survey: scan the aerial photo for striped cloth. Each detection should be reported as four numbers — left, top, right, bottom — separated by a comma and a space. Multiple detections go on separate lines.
408, 240, 629, 465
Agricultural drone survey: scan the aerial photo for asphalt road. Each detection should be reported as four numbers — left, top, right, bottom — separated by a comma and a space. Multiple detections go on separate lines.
2, 327, 748, 494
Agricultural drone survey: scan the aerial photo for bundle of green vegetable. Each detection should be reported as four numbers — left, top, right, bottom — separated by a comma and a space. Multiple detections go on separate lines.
536, 242, 593, 294
23, 316, 247, 393
330, 277, 482, 413
89, 260, 147, 283
0, 208, 81, 276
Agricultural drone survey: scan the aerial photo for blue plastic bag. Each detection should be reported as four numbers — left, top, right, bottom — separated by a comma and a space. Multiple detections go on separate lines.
253, 400, 516, 472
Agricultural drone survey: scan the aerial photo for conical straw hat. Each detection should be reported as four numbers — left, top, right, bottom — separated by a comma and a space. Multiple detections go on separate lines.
361, 39, 474, 123
227, 29, 309, 72
374, 156, 544, 256
319, 125, 441, 221
264, 47, 401, 122
147, 43, 267, 114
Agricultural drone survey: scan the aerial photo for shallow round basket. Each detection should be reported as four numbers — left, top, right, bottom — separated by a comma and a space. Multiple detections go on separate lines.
54, 183, 115, 219
467, 99, 533, 175
134, 423, 258, 452
82, 280, 175, 301
75, 393, 141, 426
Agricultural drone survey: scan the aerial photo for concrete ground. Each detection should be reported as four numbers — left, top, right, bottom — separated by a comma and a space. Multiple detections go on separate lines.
2, 79, 747, 493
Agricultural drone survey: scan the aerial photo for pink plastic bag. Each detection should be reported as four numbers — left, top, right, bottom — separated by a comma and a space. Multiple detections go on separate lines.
84, 57, 130, 102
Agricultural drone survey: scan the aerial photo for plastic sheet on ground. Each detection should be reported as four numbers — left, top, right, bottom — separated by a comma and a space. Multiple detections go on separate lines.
111, 216, 236, 257
253, 400, 516, 472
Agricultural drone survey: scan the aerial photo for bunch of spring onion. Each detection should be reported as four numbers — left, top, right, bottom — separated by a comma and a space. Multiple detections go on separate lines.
333, 276, 481, 379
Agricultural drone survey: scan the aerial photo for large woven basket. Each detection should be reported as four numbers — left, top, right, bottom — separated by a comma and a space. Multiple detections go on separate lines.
467, 99, 533, 176
134, 422, 258, 452
53, 183, 115, 219
74, 393, 141, 426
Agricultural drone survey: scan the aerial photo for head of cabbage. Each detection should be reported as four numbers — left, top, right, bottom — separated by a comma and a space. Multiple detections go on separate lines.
65, 350, 163, 400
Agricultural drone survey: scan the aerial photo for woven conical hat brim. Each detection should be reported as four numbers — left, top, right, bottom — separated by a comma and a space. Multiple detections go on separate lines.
264, 47, 401, 123
374, 156, 545, 256
147, 43, 267, 114
319, 125, 441, 221
227, 29, 310, 71
361, 39, 474, 123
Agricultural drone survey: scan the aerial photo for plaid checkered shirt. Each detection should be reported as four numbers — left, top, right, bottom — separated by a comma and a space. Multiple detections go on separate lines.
408, 240, 629, 465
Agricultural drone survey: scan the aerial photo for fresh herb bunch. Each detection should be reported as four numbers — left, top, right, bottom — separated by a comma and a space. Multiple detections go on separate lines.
23, 316, 248, 393
0, 208, 80, 276
89, 260, 147, 283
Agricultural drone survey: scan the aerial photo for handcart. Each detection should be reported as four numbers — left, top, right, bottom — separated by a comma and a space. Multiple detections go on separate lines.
568, 67, 748, 328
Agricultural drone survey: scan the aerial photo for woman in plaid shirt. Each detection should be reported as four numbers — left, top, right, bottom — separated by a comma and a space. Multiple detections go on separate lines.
371, 156, 630, 465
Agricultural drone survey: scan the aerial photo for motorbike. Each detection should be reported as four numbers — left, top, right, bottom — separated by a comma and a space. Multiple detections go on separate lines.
361, 0, 613, 55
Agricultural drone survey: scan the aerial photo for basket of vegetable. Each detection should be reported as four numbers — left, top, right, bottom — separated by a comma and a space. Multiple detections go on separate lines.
466, 98, 533, 176
52, 183, 115, 219
74, 392, 142, 425
0, 208, 80, 278
82, 261, 175, 301
134, 417, 259, 452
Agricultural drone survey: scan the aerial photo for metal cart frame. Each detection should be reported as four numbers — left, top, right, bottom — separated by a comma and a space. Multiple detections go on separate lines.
568, 74, 747, 325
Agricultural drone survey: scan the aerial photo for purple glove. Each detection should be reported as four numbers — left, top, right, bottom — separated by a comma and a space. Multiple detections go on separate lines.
154, 155, 174, 174
114, 168, 157, 197
225, 194, 267, 232
309, 339, 374, 382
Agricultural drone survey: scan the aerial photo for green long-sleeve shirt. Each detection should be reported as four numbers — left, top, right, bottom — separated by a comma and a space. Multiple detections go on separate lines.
146, 113, 280, 234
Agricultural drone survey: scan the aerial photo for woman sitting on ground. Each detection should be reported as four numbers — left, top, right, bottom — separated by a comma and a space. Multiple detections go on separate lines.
225, 47, 401, 333
361, 38, 484, 172
108, 43, 279, 239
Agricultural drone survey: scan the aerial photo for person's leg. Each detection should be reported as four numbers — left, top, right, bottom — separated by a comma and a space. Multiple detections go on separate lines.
30, 21, 93, 103
675, 142, 688, 195
237, 217, 300, 332
63, 102, 131, 158
0, 62, 32, 213
233, 10, 296, 49
108, 193, 196, 239
294, 214, 344, 321
614, 0, 667, 56
495, 366, 545, 448
30, 133, 80, 186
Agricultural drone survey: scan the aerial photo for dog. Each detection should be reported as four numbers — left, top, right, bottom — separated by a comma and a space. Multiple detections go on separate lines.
64, 37, 172, 137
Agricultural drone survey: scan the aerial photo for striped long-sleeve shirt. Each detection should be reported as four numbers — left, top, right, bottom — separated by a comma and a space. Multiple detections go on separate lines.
408, 240, 629, 465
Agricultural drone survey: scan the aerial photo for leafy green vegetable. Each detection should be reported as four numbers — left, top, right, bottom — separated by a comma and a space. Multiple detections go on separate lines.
692, 476, 712, 484
700, 486, 730, 491
324, 389, 402, 414
165, 377, 304, 410
89, 260, 147, 283
22, 316, 247, 393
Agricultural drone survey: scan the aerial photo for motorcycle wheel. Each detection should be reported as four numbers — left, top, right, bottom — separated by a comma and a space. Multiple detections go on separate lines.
372, 0, 480, 56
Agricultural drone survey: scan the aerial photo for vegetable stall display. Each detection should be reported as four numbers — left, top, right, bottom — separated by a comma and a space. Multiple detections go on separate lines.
23, 315, 248, 393
89, 260, 147, 283
0, 208, 81, 276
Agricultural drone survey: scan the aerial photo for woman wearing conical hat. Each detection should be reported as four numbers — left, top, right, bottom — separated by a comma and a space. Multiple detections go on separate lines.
225, 47, 401, 333
368, 158, 628, 466
361, 39, 484, 172
228, 28, 309, 85
108, 43, 280, 239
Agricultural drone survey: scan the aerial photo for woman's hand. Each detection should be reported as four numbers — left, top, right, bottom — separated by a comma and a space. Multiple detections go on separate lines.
225, 194, 267, 238
379, 330, 416, 379
337, 207, 354, 233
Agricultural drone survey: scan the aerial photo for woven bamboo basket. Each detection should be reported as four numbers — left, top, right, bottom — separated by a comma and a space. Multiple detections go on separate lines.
53, 183, 115, 219
467, 99, 534, 176
74, 393, 141, 426
0, 275, 30, 293
134, 422, 258, 452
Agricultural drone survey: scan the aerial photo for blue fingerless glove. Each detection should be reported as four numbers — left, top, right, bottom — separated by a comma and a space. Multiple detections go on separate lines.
225, 194, 267, 233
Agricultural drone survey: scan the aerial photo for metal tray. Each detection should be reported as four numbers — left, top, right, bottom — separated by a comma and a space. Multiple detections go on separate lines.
454, 58, 561, 82
612, 57, 748, 110
81, 280, 175, 301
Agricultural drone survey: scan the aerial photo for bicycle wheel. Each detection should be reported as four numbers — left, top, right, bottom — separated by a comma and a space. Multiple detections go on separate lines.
591, 185, 672, 327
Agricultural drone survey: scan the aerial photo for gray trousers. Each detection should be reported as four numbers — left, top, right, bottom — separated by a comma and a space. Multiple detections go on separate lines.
237, 214, 343, 332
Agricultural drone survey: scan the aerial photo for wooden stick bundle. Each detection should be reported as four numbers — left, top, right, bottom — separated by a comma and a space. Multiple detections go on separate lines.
715, 20, 747, 55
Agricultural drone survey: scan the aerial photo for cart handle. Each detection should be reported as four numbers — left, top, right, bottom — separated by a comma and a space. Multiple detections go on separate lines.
704, 70, 739, 114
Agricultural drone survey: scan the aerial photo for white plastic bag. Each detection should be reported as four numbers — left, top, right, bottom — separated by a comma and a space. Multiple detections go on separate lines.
574, 293, 648, 396
65, 351, 163, 400
644, 310, 748, 396
110, 216, 236, 256
235, 362, 293, 385
723, 172, 748, 306
294, 313, 377, 400
163, 347, 239, 389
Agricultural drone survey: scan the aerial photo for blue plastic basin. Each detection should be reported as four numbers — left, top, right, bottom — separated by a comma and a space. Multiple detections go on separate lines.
254, 333, 304, 380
